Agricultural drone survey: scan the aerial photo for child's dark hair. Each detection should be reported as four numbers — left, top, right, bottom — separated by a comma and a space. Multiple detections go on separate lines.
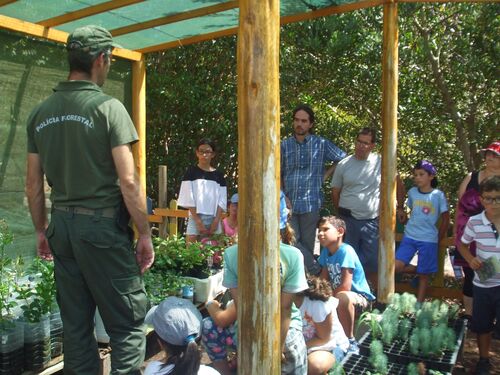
197, 138, 216, 152
303, 275, 333, 302
479, 175, 500, 195
157, 334, 201, 375
414, 160, 438, 188
317, 215, 346, 233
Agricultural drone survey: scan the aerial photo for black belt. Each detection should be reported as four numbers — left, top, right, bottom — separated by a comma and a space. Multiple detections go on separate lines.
53, 205, 116, 218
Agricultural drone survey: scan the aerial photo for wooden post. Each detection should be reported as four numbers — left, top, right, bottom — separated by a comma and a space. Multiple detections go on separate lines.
237, 0, 281, 374
131, 55, 146, 191
168, 199, 180, 237
379, 0, 398, 303
158, 165, 168, 237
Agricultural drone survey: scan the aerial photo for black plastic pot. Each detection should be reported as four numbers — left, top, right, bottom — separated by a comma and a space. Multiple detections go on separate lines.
359, 318, 466, 372
49, 309, 63, 358
23, 316, 51, 371
0, 320, 23, 375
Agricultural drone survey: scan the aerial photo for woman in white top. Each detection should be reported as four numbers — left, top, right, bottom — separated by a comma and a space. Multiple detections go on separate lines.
144, 297, 220, 375
296, 276, 350, 375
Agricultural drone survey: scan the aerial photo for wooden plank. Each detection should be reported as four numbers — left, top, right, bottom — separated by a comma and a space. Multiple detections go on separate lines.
0, 0, 17, 7
237, 0, 281, 373
154, 207, 189, 218
395, 283, 463, 299
111, 0, 238, 36
168, 200, 181, 236
38, 0, 146, 27
137, 27, 237, 53
148, 214, 163, 223
378, 1, 399, 304
281, 0, 387, 24
0, 14, 142, 61
138, 0, 386, 53
131, 56, 146, 191
158, 166, 168, 237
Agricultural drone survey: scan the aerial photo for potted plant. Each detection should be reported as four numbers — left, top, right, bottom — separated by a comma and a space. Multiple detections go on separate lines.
16, 258, 55, 371
0, 220, 23, 375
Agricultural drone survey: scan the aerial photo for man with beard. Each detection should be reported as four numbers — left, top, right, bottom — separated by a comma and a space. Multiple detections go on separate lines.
281, 104, 346, 275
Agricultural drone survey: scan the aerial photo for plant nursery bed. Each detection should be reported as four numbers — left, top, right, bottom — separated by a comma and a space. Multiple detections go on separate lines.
358, 318, 466, 372
339, 353, 408, 374
338, 353, 452, 375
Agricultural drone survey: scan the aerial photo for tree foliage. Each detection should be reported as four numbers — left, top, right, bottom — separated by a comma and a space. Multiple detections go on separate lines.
145, 3, 499, 213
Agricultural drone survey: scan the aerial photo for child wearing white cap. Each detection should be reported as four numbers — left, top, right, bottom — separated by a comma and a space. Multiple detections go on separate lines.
144, 296, 220, 375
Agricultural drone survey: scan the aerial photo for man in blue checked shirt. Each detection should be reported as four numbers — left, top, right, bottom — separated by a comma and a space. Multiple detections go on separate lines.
281, 104, 346, 275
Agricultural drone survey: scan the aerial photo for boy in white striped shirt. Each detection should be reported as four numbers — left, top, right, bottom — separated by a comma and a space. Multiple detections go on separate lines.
459, 175, 500, 375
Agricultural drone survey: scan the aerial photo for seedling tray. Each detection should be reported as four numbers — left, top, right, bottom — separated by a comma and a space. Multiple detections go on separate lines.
339, 353, 407, 375
358, 318, 466, 372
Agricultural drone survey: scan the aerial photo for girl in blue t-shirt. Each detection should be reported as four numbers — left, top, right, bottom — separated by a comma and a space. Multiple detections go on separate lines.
395, 160, 450, 303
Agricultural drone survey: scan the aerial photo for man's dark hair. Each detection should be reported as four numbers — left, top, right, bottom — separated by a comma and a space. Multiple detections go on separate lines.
357, 127, 377, 144
479, 175, 500, 195
292, 104, 315, 125
197, 138, 216, 153
68, 48, 111, 74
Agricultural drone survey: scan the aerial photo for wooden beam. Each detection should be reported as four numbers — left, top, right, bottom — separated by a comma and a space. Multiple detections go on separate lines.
136, 27, 237, 53
378, 1, 399, 304
0, 0, 18, 6
153, 208, 189, 218
111, 0, 238, 37
0, 14, 142, 61
131, 56, 147, 193
237, 0, 281, 373
38, 0, 146, 27
281, 0, 387, 25
138, 0, 386, 53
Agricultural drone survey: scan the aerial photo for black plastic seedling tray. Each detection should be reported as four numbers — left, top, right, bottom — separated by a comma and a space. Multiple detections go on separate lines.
358, 318, 466, 372
338, 352, 452, 374
339, 353, 407, 375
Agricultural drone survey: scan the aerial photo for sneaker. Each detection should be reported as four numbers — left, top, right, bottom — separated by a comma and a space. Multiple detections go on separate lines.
347, 338, 359, 355
475, 358, 491, 375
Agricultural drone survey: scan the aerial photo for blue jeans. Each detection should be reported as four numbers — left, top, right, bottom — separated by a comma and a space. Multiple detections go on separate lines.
289, 211, 321, 275
341, 215, 379, 273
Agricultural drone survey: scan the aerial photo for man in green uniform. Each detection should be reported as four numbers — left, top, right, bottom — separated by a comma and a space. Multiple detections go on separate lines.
25, 25, 154, 375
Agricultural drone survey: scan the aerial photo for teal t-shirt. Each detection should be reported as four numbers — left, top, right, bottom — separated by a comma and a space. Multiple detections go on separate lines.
223, 243, 308, 331
26, 81, 138, 209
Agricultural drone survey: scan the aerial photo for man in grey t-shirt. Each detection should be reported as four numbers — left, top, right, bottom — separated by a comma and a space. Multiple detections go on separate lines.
331, 128, 404, 280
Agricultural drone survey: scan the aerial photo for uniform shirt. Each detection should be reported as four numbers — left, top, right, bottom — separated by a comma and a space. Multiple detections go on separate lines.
461, 211, 500, 288
223, 243, 308, 331
281, 134, 345, 214
404, 187, 449, 243
331, 153, 381, 220
178, 166, 227, 216
26, 81, 137, 209
318, 243, 375, 301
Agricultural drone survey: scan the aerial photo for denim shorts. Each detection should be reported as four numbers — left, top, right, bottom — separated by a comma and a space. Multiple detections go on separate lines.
185, 213, 222, 235
396, 236, 438, 274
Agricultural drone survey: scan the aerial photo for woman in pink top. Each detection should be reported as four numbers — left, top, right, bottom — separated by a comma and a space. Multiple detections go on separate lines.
222, 194, 238, 241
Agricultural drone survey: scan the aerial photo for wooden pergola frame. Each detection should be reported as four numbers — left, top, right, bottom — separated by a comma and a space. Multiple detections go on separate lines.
1, 0, 496, 372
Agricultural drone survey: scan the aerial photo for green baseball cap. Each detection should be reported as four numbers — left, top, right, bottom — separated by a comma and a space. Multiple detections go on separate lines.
66, 25, 121, 52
